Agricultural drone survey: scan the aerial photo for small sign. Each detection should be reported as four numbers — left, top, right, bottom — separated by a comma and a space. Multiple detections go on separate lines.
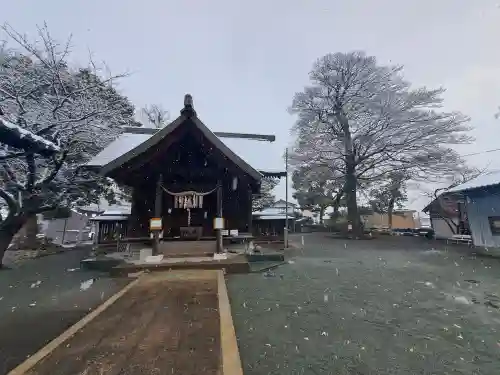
221, 229, 229, 236
347, 224, 352, 231
230, 229, 239, 237
214, 253, 228, 261
150, 218, 162, 231
214, 217, 225, 229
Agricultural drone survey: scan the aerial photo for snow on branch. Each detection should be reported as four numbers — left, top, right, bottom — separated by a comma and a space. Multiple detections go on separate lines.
0, 22, 136, 219
0, 115, 60, 154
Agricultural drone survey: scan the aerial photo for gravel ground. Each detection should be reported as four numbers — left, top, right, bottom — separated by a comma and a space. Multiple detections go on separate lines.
227, 233, 500, 375
0, 248, 130, 374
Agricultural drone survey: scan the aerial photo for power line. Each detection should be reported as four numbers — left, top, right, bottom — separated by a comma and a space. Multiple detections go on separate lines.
461, 147, 500, 157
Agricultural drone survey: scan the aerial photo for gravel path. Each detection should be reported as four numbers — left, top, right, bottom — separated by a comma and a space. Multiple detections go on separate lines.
0, 249, 130, 374
227, 234, 500, 375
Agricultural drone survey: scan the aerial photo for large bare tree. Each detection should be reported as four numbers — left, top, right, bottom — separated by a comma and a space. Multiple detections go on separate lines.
0, 24, 136, 264
290, 51, 472, 236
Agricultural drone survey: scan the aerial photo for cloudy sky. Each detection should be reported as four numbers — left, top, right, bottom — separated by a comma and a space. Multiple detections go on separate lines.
3, 0, 500, 211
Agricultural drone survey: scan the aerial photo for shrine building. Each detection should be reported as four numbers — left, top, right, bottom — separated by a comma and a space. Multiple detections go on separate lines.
85, 94, 284, 254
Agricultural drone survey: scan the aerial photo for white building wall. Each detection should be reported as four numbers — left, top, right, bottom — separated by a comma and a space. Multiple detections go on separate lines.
431, 217, 458, 239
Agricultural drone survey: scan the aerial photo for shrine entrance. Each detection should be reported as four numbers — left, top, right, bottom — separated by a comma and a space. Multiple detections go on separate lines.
161, 185, 219, 240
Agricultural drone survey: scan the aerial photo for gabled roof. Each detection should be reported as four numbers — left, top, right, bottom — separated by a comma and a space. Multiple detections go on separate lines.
89, 95, 265, 181
0, 116, 60, 156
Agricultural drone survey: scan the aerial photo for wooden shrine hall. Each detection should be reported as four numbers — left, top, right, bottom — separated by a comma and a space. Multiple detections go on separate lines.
86, 94, 284, 254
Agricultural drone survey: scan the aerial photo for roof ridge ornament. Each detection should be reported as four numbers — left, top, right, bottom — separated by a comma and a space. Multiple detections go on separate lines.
181, 94, 196, 117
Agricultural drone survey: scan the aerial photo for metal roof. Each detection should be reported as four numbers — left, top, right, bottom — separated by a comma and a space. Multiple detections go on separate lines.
447, 170, 500, 193
254, 215, 291, 220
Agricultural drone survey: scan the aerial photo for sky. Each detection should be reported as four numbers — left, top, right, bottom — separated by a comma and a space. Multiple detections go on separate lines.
3, 0, 500, 211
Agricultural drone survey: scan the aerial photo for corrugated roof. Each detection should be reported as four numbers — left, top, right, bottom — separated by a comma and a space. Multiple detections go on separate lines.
447, 170, 500, 193
90, 215, 129, 221
252, 207, 294, 217
254, 215, 290, 220
86, 131, 284, 173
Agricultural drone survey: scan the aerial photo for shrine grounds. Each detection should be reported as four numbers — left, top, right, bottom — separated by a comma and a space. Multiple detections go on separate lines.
228, 233, 500, 375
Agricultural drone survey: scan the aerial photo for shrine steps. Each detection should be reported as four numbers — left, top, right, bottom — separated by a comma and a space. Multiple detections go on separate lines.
109, 255, 251, 276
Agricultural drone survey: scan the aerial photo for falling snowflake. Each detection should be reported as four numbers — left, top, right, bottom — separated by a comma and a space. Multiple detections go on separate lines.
80, 279, 94, 291
30, 280, 42, 288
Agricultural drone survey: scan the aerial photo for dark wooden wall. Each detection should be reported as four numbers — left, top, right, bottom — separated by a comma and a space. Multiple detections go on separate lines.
128, 179, 253, 238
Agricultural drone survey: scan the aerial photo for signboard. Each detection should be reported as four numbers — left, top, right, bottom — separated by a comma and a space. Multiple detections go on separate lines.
221, 230, 229, 236
347, 224, 352, 231
150, 218, 162, 231
230, 229, 239, 237
213, 217, 225, 229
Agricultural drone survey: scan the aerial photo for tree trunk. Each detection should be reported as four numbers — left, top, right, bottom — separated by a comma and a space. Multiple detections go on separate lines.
336, 112, 362, 237
331, 189, 345, 222
17, 214, 39, 249
345, 159, 361, 237
319, 205, 325, 225
387, 198, 395, 230
0, 215, 28, 268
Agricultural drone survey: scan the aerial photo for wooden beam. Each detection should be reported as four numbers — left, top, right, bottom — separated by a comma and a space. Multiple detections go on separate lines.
121, 126, 276, 143
216, 180, 223, 254
214, 132, 275, 142
152, 174, 163, 255
248, 187, 253, 234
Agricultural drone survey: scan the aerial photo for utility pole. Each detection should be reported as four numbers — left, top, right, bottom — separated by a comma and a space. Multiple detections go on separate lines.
284, 148, 289, 248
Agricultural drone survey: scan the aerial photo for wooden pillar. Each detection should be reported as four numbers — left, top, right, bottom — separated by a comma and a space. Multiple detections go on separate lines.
153, 174, 163, 255
248, 187, 253, 235
216, 180, 223, 254
128, 187, 138, 236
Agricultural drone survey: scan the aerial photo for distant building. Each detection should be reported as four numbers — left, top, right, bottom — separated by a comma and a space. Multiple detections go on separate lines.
273, 200, 297, 212
361, 210, 417, 230
40, 209, 91, 245
252, 202, 296, 236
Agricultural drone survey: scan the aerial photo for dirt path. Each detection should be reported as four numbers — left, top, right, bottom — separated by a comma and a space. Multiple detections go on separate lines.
24, 273, 221, 375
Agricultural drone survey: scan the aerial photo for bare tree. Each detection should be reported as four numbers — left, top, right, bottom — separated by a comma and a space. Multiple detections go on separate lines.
290, 51, 472, 236
141, 104, 169, 128
0, 24, 135, 263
